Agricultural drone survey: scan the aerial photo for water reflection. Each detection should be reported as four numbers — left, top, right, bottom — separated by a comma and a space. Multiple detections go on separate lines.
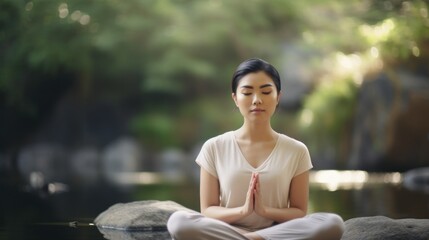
308, 170, 429, 220
310, 170, 402, 191
114, 172, 165, 185
311, 170, 369, 191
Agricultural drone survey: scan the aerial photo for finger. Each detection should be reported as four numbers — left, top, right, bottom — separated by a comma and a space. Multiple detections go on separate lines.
252, 190, 256, 208
253, 189, 258, 202
248, 175, 255, 188
256, 179, 260, 193
250, 173, 255, 183
248, 176, 256, 197
253, 173, 258, 190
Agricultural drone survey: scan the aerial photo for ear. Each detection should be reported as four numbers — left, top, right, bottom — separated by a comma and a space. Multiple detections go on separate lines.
277, 91, 282, 105
232, 92, 238, 107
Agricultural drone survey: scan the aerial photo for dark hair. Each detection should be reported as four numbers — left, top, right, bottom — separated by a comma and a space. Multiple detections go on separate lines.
231, 58, 281, 94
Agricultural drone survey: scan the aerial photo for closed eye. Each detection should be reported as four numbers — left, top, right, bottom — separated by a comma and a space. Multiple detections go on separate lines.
262, 91, 272, 95
242, 93, 252, 96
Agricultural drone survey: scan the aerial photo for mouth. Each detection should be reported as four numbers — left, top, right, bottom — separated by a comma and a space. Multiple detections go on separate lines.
250, 109, 265, 113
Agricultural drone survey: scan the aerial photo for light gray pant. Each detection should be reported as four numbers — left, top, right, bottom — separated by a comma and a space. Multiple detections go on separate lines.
167, 211, 345, 240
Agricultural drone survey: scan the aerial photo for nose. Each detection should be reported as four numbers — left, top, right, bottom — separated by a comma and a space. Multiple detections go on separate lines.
252, 94, 262, 105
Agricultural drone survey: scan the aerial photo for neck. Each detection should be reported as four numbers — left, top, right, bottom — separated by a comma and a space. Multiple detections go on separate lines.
235, 120, 277, 142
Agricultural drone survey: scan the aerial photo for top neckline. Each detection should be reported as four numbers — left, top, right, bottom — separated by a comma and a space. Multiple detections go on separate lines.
230, 131, 280, 170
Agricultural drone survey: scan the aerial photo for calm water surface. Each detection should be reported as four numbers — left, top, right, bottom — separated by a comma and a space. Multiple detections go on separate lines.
1, 171, 428, 240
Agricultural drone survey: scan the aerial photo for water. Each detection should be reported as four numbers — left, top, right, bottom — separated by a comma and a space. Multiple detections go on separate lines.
308, 170, 429, 220
1, 171, 428, 240
1, 222, 101, 240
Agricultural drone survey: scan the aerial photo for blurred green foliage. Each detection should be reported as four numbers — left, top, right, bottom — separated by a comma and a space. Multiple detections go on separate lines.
1, 0, 428, 156
296, 0, 429, 165
302, 76, 358, 142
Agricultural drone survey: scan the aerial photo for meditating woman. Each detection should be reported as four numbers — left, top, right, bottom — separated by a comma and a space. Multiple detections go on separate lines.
167, 58, 345, 240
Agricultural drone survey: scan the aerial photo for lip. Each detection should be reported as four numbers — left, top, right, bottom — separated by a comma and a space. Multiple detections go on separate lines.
250, 108, 265, 113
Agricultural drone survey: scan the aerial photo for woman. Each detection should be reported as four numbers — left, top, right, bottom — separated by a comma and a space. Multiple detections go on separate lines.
167, 58, 345, 240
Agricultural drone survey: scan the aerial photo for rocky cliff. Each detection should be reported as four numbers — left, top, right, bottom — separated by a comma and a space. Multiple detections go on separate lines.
349, 70, 429, 171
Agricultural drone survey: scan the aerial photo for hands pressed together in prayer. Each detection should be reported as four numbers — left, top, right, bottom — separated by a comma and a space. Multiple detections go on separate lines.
242, 172, 266, 217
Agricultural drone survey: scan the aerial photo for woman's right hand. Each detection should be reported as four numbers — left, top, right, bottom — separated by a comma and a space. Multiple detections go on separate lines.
241, 172, 258, 217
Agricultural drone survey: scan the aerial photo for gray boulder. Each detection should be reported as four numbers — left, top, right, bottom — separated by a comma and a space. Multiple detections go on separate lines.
97, 228, 172, 240
95, 200, 196, 231
342, 216, 429, 240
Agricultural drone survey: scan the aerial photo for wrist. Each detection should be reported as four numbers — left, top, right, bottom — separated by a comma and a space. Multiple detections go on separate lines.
257, 206, 267, 218
240, 206, 251, 218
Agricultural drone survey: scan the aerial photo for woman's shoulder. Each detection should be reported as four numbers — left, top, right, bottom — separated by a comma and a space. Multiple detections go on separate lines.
203, 131, 234, 146
277, 133, 308, 151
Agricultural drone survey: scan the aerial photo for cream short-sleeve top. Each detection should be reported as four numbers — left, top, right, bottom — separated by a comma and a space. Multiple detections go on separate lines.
196, 131, 313, 230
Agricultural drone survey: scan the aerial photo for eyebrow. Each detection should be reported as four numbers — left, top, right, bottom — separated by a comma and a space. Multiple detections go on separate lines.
240, 84, 273, 89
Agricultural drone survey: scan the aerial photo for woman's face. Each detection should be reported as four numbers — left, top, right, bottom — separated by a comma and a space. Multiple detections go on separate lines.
232, 71, 281, 123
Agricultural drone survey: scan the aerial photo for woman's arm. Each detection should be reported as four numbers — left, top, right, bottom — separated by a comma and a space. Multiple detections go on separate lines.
200, 168, 254, 224
255, 171, 309, 223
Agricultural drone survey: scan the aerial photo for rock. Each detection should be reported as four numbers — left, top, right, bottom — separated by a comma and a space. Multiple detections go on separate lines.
94, 200, 196, 231
69, 147, 99, 185
349, 71, 429, 171
342, 216, 429, 240
159, 148, 187, 182
403, 167, 429, 193
97, 228, 172, 240
17, 143, 68, 183
101, 137, 144, 183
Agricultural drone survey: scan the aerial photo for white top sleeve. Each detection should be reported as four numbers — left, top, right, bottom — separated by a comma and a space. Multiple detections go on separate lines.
195, 139, 218, 178
195, 131, 313, 230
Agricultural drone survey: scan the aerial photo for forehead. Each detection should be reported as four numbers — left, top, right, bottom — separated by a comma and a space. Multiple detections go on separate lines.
237, 71, 275, 87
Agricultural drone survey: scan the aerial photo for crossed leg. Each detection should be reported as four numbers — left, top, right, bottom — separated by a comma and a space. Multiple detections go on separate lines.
167, 211, 344, 240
